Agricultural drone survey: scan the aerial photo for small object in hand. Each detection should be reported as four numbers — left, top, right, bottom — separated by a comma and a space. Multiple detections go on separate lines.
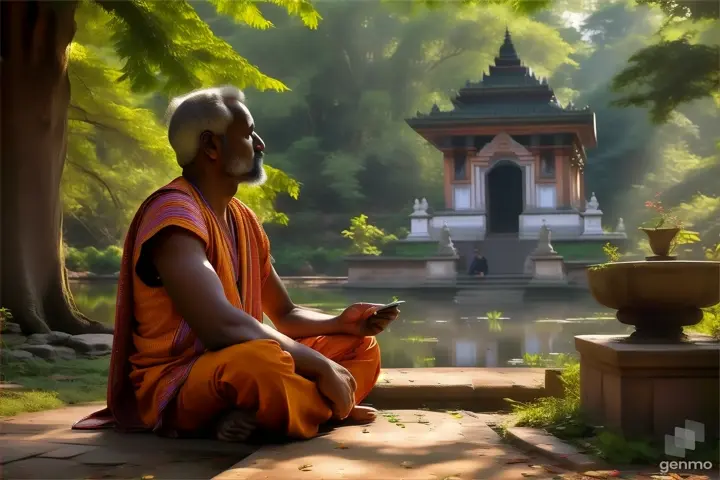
374, 300, 405, 313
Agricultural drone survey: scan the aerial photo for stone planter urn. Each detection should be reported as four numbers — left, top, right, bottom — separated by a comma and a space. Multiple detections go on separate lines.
587, 260, 720, 342
638, 226, 680, 258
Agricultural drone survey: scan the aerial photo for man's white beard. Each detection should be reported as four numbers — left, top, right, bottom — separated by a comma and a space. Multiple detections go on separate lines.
225, 155, 266, 185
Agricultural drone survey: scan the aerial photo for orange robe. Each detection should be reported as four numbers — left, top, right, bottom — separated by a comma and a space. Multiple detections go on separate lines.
74, 177, 380, 439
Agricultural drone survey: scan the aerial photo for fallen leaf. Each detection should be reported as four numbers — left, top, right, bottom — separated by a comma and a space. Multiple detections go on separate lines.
544, 466, 565, 474
583, 471, 621, 479
335, 443, 349, 450
505, 457, 530, 464
531, 465, 564, 474
400, 461, 413, 469
684, 476, 710, 480
396, 423, 406, 428
298, 464, 313, 472
362, 428, 369, 433
141, 476, 155, 480
522, 473, 540, 477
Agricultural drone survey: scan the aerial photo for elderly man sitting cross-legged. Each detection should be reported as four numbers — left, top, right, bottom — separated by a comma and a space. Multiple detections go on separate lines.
74, 86, 400, 441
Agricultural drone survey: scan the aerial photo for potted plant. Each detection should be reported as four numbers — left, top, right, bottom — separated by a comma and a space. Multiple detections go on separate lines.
640, 193, 694, 258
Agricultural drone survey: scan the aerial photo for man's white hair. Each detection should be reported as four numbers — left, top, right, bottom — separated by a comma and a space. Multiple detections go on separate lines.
166, 86, 246, 167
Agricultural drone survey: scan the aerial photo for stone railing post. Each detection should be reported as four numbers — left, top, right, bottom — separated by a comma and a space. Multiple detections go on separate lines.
408, 198, 431, 240
581, 192, 604, 236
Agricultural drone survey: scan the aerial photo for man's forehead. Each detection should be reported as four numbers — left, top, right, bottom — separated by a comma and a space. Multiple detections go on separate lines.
225, 98, 253, 126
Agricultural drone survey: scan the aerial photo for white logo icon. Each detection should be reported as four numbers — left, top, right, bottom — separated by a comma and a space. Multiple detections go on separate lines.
664, 420, 705, 458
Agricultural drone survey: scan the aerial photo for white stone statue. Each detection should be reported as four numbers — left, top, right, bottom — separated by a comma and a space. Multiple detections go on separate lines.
420, 198, 429, 213
586, 192, 600, 212
413, 198, 421, 213
437, 223, 457, 256
534, 220, 556, 255
616, 217, 625, 233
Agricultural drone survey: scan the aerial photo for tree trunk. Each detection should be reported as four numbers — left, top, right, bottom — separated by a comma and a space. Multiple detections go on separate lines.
1, 1, 111, 335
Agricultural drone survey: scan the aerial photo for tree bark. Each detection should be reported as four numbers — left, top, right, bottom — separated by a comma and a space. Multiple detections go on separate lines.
1, 1, 111, 335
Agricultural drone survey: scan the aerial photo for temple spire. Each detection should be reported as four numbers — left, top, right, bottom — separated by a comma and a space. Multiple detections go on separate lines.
495, 27, 521, 67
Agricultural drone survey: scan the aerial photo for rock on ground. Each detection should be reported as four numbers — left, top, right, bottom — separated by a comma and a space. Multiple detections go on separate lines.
1, 349, 35, 361
2, 333, 27, 348
48, 332, 72, 346
3, 331, 113, 362
2, 321, 22, 334
16, 344, 60, 361
27, 334, 52, 346
65, 334, 113, 356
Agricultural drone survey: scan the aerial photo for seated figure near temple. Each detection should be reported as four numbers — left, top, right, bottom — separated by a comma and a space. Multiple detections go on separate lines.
468, 248, 489, 277
74, 86, 399, 442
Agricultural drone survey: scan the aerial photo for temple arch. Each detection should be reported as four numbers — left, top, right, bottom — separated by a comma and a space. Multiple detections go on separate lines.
486, 159, 524, 234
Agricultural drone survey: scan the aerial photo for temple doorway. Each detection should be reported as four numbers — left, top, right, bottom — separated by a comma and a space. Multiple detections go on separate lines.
487, 161, 523, 234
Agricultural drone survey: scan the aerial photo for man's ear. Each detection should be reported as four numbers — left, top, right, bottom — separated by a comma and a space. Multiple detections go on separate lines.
200, 131, 221, 160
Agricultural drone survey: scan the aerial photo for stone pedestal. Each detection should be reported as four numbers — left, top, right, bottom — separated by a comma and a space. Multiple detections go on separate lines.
582, 211, 603, 236
408, 214, 431, 240
425, 257, 459, 284
530, 254, 567, 284
408, 198, 432, 240
575, 334, 720, 440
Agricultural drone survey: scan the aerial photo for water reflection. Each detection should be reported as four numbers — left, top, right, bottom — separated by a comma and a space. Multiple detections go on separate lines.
69, 282, 631, 369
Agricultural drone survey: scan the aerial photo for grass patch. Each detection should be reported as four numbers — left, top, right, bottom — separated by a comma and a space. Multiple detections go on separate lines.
506, 358, 719, 465
382, 241, 438, 257
553, 242, 609, 261
0, 357, 109, 417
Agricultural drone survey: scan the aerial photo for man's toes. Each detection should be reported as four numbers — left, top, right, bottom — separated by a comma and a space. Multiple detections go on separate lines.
348, 405, 377, 424
216, 410, 257, 442
217, 427, 252, 442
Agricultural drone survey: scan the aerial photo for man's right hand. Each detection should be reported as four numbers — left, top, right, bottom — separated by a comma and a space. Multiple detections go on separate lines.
316, 361, 357, 419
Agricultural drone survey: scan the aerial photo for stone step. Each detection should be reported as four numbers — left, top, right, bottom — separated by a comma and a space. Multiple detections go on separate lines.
456, 279, 531, 287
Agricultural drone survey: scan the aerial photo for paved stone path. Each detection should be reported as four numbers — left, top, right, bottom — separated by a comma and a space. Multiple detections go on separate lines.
3, 404, 717, 480
1, 404, 257, 479
215, 410, 568, 480
1, 405, 568, 480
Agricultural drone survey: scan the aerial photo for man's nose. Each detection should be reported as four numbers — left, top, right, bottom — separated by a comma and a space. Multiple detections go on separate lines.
253, 132, 265, 151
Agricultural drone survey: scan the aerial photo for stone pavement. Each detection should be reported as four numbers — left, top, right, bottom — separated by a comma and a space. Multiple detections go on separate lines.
214, 410, 568, 480
1, 405, 567, 480
1, 404, 258, 479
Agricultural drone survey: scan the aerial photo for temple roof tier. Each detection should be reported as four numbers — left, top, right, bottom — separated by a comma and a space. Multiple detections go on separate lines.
406, 27, 597, 143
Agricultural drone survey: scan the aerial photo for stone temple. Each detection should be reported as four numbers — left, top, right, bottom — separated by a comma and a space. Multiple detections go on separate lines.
404, 28, 625, 274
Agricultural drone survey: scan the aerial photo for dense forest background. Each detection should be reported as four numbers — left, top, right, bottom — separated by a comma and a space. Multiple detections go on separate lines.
62, 0, 719, 276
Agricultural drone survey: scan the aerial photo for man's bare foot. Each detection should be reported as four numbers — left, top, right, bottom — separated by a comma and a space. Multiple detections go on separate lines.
216, 410, 257, 442
346, 405, 377, 424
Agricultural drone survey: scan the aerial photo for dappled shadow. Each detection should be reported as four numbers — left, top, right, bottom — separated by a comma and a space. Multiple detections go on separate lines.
214, 412, 570, 480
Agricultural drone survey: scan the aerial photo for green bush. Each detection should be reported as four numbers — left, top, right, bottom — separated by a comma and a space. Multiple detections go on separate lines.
690, 304, 720, 339
508, 357, 719, 464
341, 214, 397, 256
271, 245, 346, 275
508, 362, 582, 433
65, 245, 122, 275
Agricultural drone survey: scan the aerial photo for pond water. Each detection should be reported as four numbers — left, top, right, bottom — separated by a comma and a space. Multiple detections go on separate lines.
70, 282, 630, 369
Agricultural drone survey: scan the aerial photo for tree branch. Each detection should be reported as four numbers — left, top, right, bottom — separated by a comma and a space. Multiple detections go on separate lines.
427, 48, 466, 72
67, 159, 121, 208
